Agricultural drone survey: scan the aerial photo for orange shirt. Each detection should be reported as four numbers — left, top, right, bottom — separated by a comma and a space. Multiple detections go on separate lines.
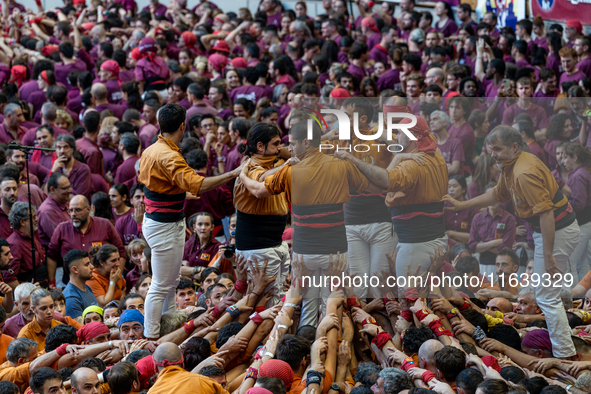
386, 150, 448, 207
264, 149, 369, 206
234, 154, 289, 216
492, 151, 566, 219
0, 333, 14, 364
0, 361, 31, 393
87, 268, 126, 302
148, 366, 228, 394
17, 318, 63, 351
323, 128, 394, 169
138, 135, 204, 196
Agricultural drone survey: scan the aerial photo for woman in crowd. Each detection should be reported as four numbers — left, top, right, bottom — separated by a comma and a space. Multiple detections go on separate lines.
109, 184, 133, 223
183, 212, 222, 270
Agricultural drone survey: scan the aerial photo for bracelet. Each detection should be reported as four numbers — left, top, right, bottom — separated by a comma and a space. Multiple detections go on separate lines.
234, 279, 247, 293
245, 367, 258, 380
250, 312, 263, 325
306, 370, 325, 387
264, 352, 274, 358
109, 281, 116, 287
56, 343, 69, 356
361, 316, 376, 326
277, 324, 289, 331
284, 302, 298, 308
184, 319, 196, 334
226, 305, 240, 319
566, 385, 573, 392
255, 306, 266, 314
253, 346, 264, 360
109, 341, 113, 349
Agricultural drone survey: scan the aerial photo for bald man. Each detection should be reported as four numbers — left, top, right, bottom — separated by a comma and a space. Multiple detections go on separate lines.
149, 343, 227, 394
92, 83, 125, 119
418, 339, 444, 373
425, 68, 447, 96
47, 195, 126, 289
70, 367, 100, 394
486, 297, 514, 314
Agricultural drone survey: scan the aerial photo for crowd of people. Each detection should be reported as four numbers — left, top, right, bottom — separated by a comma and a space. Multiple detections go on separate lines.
1, 0, 591, 393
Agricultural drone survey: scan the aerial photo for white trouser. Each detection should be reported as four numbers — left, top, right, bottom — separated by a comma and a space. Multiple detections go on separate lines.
238, 242, 291, 306
396, 236, 448, 287
346, 222, 396, 300
296, 253, 349, 328
533, 221, 580, 358
569, 221, 591, 285
142, 216, 186, 338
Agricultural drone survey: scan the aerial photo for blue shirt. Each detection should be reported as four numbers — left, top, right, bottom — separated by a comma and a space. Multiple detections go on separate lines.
63, 282, 98, 319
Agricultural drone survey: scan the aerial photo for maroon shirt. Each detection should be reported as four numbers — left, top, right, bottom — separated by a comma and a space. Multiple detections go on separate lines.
48, 216, 127, 262
566, 165, 591, 214
38, 196, 70, 249
55, 59, 86, 89
229, 85, 273, 104
114, 156, 139, 185
60, 160, 93, 200
125, 265, 143, 290
527, 140, 547, 166
95, 103, 125, 120
377, 68, 401, 92
112, 207, 133, 224
0, 208, 12, 240
368, 45, 389, 65
438, 136, 465, 175
0, 122, 28, 144
544, 139, 564, 171
17, 183, 47, 209
115, 214, 141, 245
23, 125, 69, 147
448, 122, 475, 175
468, 208, 516, 265
184, 172, 234, 220
185, 104, 218, 125
76, 136, 104, 176
5, 230, 45, 282
183, 236, 221, 267
444, 201, 479, 234
347, 63, 370, 85
560, 70, 587, 85
138, 123, 159, 149
19, 80, 40, 102
502, 103, 549, 130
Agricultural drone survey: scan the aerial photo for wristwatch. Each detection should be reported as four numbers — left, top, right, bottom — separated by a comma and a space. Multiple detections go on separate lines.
329, 384, 340, 393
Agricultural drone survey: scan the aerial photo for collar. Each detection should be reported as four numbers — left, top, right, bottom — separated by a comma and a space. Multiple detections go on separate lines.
13, 229, 31, 240
50, 196, 68, 211
31, 317, 44, 335
73, 216, 93, 235
157, 135, 180, 152
296, 147, 321, 161
486, 208, 504, 220
498, 151, 521, 171
250, 154, 278, 168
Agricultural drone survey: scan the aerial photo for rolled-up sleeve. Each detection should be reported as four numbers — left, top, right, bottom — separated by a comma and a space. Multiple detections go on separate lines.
387, 162, 418, 193
166, 155, 205, 196
264, 165, 291, 198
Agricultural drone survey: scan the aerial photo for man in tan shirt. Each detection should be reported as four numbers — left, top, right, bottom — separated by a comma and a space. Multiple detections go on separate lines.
138, 103, 243, 339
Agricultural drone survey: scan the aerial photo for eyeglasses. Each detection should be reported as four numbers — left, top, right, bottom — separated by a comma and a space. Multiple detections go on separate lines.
56, 185, 72, 190
68, 207, 88, 214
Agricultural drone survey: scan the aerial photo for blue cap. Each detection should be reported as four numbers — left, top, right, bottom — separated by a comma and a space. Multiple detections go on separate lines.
118, 309, 145, 328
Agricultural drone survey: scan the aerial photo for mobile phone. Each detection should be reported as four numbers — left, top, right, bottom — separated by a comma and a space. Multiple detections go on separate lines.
502, 79, 510, 93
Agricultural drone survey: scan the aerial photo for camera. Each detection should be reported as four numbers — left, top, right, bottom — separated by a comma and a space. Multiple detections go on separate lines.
224, 244, 236, 258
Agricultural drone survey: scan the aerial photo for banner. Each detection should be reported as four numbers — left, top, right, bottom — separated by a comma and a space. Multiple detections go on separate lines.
479, 0, 526, 29
531, 0, 591, 25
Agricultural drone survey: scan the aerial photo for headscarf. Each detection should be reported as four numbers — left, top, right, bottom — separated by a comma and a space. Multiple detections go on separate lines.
138, 37, 162, 74
118, 308, 145, 328
522, 329, 553, 352
212, 40, 230, 54
209, 54, 228, 72
362, 17, 379, 33
230, 57, 247, 69
77, 321, 110, 343
42, 45, 59, 56
245, 388, 273, 394
330, 88, 351, 98
131, 47, 142, 61
136, 354, 156, 389
101, 60, 121, 86
481, 356, 502, 372
259, 360, 294, 390
182, 31, 197, 49
10, 65, 27, 87
398, 115, 437, 154
40, 70, 50, 85
82, 305, 103, 323
567, 20, 583, 34
73, 0, 85, 4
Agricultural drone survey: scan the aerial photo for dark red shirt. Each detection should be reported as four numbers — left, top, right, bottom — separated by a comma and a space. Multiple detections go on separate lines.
183, 236, 221, 267
48, 216, 127, 262
60, 160, 93, 200
37, 196, 70, 249
5, 230, 45, 282
114, 156, 139, 185
115, 214, 141, 245
0, 122, 27, 144
0, 208, 12, 241
76, 136, 104, 176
